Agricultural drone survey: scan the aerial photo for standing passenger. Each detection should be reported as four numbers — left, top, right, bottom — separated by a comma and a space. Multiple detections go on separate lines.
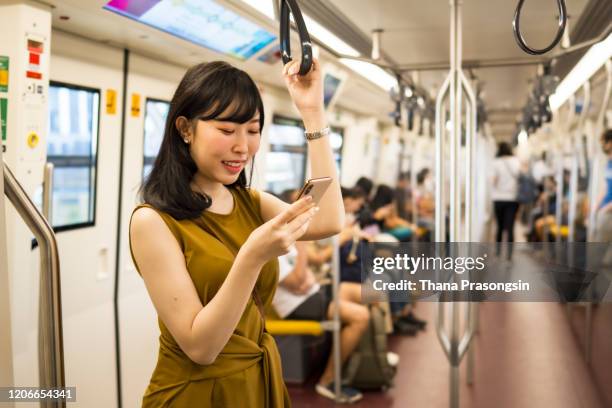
129, 59, 343, 407
491, 142, 521, 259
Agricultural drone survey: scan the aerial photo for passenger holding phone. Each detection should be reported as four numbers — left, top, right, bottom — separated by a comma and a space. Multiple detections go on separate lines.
129, 59, 342, 407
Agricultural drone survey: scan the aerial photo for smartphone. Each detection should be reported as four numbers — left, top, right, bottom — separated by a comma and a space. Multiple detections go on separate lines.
295, 176, 332, 206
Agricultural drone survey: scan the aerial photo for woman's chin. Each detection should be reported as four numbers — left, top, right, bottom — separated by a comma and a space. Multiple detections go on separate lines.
219, 172, 241, 185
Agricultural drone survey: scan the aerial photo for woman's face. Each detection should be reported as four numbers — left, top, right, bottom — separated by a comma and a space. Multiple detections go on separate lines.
601, 137, 612, 155
188, 114, 261, 186
344, 197, 364, 214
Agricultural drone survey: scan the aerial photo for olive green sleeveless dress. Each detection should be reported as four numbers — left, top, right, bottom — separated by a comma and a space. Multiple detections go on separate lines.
129, 186, 291, 407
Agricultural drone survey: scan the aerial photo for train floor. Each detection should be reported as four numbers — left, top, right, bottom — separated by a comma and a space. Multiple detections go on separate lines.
288, 301, 606, 408
287, 243, 609, 407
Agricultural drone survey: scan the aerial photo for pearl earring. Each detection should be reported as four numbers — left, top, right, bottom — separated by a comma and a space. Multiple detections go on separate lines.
184, 138, 189, 144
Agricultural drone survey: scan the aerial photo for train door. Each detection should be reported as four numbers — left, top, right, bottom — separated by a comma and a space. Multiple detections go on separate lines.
46, 31, 124, 407
116, 54, 184, 408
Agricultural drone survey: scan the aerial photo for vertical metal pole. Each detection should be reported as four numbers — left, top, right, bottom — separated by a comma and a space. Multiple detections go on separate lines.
588, 61, 612, 242
555, 156, 564, 242
411, 142, 419, 236
331, 235, 342, 402
435, 75, 451, 242
0, 146, 15, 397
556, 97, 575, 242
584, 61, 611, 365
462, 75, 478, 386
43, 163, 54, 222
568, 83, 590, 242
449, 1, 461, 407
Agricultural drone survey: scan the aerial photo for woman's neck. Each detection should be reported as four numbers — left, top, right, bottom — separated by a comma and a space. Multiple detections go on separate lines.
191, 174, 226, 201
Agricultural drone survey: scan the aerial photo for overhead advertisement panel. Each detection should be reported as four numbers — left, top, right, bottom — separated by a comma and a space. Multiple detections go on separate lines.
103, 0, 276, 60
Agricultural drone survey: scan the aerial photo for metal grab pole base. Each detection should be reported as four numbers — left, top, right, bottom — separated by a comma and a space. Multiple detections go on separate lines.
330, 236, 343, 403
585, 302, 592, 364
450, 364, 460, 408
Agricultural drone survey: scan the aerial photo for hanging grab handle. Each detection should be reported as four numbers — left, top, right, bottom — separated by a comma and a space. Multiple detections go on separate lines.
279, 0, 313, 75
513, 0, 567, 55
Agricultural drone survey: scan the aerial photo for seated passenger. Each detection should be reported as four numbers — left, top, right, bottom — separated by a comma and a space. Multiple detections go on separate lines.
414, 168, 435, 240
309, 186, 426, 335
369, 184, 416, 242
395, 172, 413, 221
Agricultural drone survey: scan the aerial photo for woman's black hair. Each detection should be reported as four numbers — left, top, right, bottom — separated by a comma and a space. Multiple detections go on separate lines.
496, 142, 513, 157
354, 177, 374, 197
341, 186, 365, 200
370, 184, 395, 211
141, 61, 264, 220
417, 168, 430, 185
602, 129, 612, 144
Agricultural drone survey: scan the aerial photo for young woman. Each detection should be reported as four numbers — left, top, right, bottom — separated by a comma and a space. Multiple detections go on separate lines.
491, 142, 522, 259
129, 59, 343, 407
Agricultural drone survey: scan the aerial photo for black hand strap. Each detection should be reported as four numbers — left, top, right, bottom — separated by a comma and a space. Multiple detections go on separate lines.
279, 0, 313, 75
513, 0, 567, 55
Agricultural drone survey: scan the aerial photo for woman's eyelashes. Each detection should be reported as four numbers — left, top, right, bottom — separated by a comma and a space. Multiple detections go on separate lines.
217, 127, 259, 136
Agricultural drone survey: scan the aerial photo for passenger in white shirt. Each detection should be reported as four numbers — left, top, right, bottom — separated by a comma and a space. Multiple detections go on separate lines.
532, 152, 552, 187
490, 142, 522, 260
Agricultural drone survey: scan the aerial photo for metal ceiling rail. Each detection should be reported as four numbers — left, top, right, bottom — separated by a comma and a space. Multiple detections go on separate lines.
3, 161, 65, 408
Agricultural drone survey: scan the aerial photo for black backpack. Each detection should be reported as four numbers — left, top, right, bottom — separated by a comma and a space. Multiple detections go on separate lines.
343, 305, 396, 390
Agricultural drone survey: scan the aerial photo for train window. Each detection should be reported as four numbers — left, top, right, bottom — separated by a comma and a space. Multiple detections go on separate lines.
266, 115, 307, 195
46, 82, 100, 230
143, 99, 170, 179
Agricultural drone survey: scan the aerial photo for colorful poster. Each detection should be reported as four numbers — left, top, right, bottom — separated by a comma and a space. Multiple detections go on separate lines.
0, 56, 8, 92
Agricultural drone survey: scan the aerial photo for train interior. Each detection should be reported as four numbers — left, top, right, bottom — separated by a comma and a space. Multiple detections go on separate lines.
0, 0, 611, 407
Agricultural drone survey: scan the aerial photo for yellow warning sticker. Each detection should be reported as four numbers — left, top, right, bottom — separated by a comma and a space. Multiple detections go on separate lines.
131, 93, 141, 117
0, 55, 8, 92
27, 132, 39, 148
106, 89, 117, 115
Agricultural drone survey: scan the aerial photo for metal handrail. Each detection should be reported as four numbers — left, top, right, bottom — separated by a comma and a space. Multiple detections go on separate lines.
460, 71, 477, 243
330, 235, 342, 403
588, 60, 612, 242
434, 2, 478, 407
555, 96, 576, 243
435, 73, 451, 243
43, 163, 54, 222
3, 162, 65, 408
513, 0, 567, 55
568, 83, 590, 242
